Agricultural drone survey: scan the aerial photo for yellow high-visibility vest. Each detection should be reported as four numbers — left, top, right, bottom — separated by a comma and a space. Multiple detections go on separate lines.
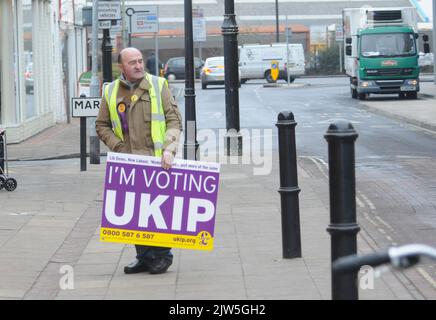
104, 74, 167, 157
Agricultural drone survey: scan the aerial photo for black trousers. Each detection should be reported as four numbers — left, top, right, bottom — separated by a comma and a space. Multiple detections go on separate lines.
135, 245, 173, 263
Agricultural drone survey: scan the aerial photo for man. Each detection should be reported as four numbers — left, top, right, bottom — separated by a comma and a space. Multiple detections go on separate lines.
96, 47, 182, 274
146, 52, 161, 76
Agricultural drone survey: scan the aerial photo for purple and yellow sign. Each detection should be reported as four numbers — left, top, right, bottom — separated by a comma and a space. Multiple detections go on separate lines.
100, 152, 220, 251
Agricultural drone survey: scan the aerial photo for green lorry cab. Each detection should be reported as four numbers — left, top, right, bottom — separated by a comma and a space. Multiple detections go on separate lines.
343, 7, 430, 100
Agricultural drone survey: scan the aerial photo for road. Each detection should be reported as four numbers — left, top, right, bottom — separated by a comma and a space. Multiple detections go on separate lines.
173, 77, 436, 297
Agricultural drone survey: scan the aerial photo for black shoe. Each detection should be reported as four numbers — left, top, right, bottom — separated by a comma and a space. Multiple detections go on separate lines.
149, 258, 172, 274
124, 259, 150, 274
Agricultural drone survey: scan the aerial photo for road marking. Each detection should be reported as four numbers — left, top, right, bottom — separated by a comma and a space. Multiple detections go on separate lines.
417, 267, 436, 289
356, 197, 365, 208
357, 190, 397, 245
369, 125, 395, 129
300, 156, 329, 180
304, 155, 401, 247
359, 193, 376, 210
253, 87, 279, 117
361, 211, 380, 228
374, 216, 395, 233
402, 123, 436, 137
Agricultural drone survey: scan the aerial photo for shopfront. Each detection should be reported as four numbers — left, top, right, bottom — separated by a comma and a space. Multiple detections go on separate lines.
0, 0, 63, 143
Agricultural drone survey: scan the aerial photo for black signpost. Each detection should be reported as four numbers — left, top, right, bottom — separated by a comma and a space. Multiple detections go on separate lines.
71, 96, 101, 171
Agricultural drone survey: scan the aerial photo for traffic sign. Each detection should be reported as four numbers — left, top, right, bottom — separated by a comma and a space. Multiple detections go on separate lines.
193, 8, 206, 42
71, 97, 101, 117
98, 1, 121, 20
271, 60, 279, 81
98, 20, 112, 29
126, 6, 159, 34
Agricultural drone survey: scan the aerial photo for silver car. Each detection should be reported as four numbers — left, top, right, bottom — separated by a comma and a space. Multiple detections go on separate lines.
201, 56, 241, 89
201, 57, 225, 89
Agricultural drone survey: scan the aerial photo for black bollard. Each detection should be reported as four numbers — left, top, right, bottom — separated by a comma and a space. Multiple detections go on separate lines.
324, 120, 360, 300
276, 111, 302, 259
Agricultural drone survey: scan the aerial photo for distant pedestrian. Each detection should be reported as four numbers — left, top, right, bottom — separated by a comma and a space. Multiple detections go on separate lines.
96, 47, 183, 275
146, 52, 161, 76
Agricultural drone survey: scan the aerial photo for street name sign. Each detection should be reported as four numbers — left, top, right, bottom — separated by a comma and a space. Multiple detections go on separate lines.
71, 97, 101, 117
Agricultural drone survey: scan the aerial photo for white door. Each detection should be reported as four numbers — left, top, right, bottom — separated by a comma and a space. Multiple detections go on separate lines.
287, 46, 305, 76
240, 47, 263, 79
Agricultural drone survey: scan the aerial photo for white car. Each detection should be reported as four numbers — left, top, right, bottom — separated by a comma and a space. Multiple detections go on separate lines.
200, 56, 241, 89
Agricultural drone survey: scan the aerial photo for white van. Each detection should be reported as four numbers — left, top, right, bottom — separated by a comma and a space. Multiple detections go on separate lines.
239, 43, 305, 83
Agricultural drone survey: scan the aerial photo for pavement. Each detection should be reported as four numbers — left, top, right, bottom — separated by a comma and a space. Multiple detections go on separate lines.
1, 79, 436, 300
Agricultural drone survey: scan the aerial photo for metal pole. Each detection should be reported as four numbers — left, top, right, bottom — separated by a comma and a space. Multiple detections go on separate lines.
222, 0, 242, 156
155, 33, 159, 77
275, 0, 279, 42
102, 28, 113, 85
0, 131, 5, 174
3, 131, 7, 175
126, 7, 133, 47
63, 33, 71, 124
286, 16, 290, 85
339, 41, 343, 74
155, 6, 160, 77
276, 111, 302, 259
199, 42, 202, 61
433, 0, 436, 84
183, 0, 199, 160
90, 0, 100, 165
100, 26, 112, 163
80, 117, 87, 171
325, 120, 360, 300
121, 0, 128, 48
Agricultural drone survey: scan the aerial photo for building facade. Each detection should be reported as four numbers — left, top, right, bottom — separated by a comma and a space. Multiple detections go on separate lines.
0, 0, 87, 143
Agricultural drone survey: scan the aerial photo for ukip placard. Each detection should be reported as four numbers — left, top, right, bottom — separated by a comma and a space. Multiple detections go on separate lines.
100, 152, 220, 251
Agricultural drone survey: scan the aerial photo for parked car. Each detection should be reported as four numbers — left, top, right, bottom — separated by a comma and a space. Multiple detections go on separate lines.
201, 57, 225, 89
24, 62, 33, 93
201, 56, 242, 89
163, 57, 204, 80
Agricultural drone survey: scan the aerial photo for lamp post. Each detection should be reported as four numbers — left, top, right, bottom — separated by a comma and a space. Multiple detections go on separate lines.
102, 29, 113, 85
433, 0, 436, 84
184, 0, 199, 160
89, 0, 101, 165
275, 0, 279, 42
222, 0, 242, 156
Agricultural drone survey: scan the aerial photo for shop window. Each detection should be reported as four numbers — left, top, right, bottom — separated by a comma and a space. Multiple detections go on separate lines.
23, 0, 34, 119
